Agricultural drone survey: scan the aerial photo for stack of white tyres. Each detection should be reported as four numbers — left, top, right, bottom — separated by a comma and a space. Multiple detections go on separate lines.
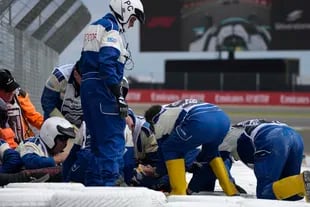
0, 183, 167, 207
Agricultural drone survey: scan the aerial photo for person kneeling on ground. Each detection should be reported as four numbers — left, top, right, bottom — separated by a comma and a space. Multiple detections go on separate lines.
218, 119, 309, 202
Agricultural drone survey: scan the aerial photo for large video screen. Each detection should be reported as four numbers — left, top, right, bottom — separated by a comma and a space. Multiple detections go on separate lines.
140, 0, 310, 51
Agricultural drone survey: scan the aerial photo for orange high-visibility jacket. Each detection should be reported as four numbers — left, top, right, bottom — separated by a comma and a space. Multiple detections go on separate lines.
17, 92, 44, 133
6, 90, 44, 146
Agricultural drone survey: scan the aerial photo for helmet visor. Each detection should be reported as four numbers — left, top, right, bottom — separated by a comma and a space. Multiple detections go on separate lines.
56, 125, 76, 139
135, 8, 145, 24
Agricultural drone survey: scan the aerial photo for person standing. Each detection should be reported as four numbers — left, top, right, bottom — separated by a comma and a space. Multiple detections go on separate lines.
79, 0, 145, 186
62, 78, 129, 184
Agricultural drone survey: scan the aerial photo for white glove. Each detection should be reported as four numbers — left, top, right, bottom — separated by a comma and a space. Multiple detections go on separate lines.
0, 140, 10, 160
124, 125, 133, 147
74, 121, 86, 146
219, 126, 244, 152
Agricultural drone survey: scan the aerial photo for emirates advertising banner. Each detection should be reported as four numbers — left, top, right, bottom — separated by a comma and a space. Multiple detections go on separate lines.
127, 89, 310, 107
140, 0, 310, 51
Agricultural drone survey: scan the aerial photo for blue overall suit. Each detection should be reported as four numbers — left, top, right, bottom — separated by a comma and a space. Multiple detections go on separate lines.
234, 119, 304, 200
146, 99, 237, 195
80, 13, 128, 186
123, 110, 159, 185
0, 139, 23, 173
62, 126, 92, 184
152, 99, 230, 163
127, 109, 200, 191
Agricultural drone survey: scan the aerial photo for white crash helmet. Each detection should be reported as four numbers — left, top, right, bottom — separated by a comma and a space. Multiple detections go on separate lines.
109, 0, 145, 26
39, 117, 76, 149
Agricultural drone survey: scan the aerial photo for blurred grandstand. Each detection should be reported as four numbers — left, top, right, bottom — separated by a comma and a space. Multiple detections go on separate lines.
0, 0, 91, 110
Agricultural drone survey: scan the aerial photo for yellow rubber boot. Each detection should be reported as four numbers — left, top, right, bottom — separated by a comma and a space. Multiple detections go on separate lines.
210, 157, 238, 196
272, 171, 310, 201
165, 159, 187, 195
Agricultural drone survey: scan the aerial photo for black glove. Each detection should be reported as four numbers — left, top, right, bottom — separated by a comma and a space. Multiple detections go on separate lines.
187, 161, 203, 173
109, 83, 128, 118
235, 183, 247, 194
118, 96, 128, 119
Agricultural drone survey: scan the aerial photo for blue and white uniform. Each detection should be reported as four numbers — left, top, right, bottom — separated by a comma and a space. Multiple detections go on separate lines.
129, 113, 158, 164
62, 123, 92, 183
152, 99, 230, 162
79, 13, 129, 186
0, 139, 23, 173
123, 112, 158, 184
16, 137, 56, 169
41, 64, 83, 127
128, 119, 201, 191
222, 119, 304, 200
63, 113, 158, 185
139, 99, 230, 192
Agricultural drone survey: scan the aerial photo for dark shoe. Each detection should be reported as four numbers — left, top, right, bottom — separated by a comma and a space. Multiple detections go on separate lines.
28, 173, 50, 183
235, 183, 247, 194
23, 166, 62, 182
303, 171, 310, 202
22, 171, 50, 183
0, 171, 49, 186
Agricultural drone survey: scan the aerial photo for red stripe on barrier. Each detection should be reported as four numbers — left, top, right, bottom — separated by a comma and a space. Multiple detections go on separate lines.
126, 89, 310, 107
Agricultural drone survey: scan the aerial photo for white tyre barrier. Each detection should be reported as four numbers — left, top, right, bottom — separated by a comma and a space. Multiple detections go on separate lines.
167, 195, 309, 207
0, 190, 54, 207
5, 182, 85, 190
165, 201, 239, 207
52, 187, 167, 207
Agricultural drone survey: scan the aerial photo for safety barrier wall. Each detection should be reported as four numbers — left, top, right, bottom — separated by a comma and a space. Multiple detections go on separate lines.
126, 89, 310, 107
1, 182, 309, 207
1, 183, 168, 207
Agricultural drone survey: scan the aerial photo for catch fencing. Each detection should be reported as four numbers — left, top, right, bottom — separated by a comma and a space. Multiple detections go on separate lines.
0, 22, 58, 111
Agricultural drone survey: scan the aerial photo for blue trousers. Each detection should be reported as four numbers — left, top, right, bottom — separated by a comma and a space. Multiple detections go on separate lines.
254, 125, 304, 200
62, 145, 91, 183
123, 147, 136, 184
161, 110, 230, 162
0, 149, 23, 173
81, 93, 125, 186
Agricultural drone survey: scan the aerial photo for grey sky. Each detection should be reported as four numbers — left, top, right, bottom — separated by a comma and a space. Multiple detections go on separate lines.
59, 1, 310, 84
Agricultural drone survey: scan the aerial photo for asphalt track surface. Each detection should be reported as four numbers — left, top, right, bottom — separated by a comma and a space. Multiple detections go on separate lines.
131, 103, 310, 153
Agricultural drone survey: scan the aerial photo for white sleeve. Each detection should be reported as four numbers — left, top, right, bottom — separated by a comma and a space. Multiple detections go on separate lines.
0, 142, 10, 160
219, 127, 244, 153
125, 125, 134, 147
17, 142, 45, 157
